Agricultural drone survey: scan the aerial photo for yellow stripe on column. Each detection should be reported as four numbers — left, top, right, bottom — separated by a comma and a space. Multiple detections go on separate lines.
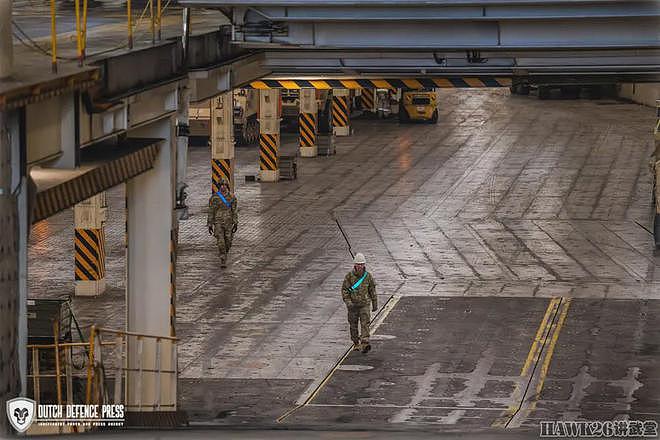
211, 159, 232, 193
299, 113, 317, 148
75, 228, 104, 281
260, 133, 279, 171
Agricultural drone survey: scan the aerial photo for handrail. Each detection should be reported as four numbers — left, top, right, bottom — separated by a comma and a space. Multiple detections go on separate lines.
96, 327, 179, 341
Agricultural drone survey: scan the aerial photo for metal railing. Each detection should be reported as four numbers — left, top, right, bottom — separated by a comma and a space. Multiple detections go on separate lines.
38, 0, 170, 72
27, 323, 178, 412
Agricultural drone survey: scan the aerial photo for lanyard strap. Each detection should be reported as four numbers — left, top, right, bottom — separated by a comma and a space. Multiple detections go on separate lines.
351, 272, 368, 291
216, 192, 232, 209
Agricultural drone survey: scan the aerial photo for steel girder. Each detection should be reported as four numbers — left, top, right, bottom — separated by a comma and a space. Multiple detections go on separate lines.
179, 0, 660, 50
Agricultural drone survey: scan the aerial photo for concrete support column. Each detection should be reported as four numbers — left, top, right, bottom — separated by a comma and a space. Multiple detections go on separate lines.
0, 110, 20, 434
175, 85, 190, 219
210, 91, 235, 193
332, 89, 350, 136
125, 117, 177, 412
0, 0, 13, 79
299, 88, 318, 157
360, 89, 376, 114
258, 89, 280, 182
74, 194, 107, 296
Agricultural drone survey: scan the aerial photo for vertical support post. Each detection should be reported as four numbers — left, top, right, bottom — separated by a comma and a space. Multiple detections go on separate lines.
113, 336, 123, 404
85, 326, 96, 405
82, 0, 88, 60
50, 0, 57, 73
258, 89, 281, 182
0, 109, 20, 435
74, 193, 107, 296
53, 321, 62, 405
150, 0, 155, 45
65, 348, 73, 405
210, 91, 235, 193
127, 0, 133, 50
175, 85, 190, 220
157, 0, 162, 41
32, 349, 40, 405
332, 89, 350, 136
0, 0, 12, 79
298, 88, 318, 157
74, 0, 83, 66
126, 116, 176, 412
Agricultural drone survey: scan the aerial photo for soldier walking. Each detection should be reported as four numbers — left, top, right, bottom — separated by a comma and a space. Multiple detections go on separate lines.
341, 253, 377, 353
207, 180, 238, 268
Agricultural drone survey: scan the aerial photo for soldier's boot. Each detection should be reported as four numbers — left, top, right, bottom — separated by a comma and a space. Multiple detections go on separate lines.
220, 254, 227, 268
352, 339, 361, 351
361, 338, 371, 354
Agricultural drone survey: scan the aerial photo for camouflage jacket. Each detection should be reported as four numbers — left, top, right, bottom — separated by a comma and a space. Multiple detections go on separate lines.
207, 193, 238, 228
341, 270, 377, 308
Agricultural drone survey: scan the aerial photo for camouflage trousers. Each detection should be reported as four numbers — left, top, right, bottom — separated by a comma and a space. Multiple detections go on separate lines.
347, 305, 371, 344
213, 224, 234, 259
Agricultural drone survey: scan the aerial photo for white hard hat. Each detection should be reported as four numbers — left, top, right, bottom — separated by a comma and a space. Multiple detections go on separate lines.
353, 253, 366, 264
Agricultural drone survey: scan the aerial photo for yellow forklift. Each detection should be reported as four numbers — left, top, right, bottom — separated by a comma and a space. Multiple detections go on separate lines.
399, 89, 438, 123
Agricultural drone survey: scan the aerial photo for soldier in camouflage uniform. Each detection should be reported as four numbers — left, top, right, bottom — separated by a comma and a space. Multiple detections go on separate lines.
207, 180, 238, 268
341, 253, 377, 353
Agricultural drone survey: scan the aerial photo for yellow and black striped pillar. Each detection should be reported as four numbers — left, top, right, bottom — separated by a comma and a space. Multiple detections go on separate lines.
211, 158, 233, 193
360, 89, 376, 113
74, 228, 106, 285
74, 193, 106, 296
258, 89, 281, 182
210, 92, 236, 193
299, 112, 317, 156
332, 89, 350, 136
259, 133, 279, 175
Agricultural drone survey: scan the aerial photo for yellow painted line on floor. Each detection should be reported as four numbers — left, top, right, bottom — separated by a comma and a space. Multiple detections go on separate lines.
491, 297, 561, 428
277, 294, 401, 424
527, 298, 572, 415
520, 298, 561, 377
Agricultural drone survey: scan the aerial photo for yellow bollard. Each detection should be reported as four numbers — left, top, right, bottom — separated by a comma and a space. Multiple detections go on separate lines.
50, 0, 57, 73
127, 0, 133, 49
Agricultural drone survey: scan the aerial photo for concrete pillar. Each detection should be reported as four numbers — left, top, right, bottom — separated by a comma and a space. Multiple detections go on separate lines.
0, 110, 20, 434
210, 91, 235, 193
332, 89, 350, 136
298, 88, 318, 157
258, 89, 280, 182
175, 85, 191, 219
0, 0, 13, 79
360, 89, 376, 114
125, 117, 177, 412
74, 194, 107, 296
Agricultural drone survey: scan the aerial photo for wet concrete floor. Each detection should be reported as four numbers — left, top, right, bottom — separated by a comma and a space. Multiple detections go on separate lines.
29, 89, 660, 434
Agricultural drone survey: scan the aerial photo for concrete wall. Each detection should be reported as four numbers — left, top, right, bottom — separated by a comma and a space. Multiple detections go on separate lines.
618, 83, 660, 108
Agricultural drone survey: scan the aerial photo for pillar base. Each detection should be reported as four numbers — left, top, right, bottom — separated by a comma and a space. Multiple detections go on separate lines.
299, 146, 317, 157
75, 279, 107, 297
333, 126, 350, 137
259, 169, 280, 182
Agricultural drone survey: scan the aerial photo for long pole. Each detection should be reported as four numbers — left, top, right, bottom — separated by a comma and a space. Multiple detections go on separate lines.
334, 217, 354, 258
